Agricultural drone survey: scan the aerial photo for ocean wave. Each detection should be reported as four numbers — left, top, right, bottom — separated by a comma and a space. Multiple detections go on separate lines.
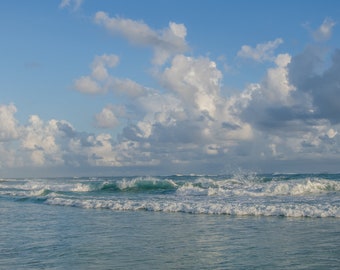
1, 175, 339, 218
69, 177, 179, 193
99, 177, 178, 192
0, 177, 179, 196
45, 197, 340, 218
175, 177, 340, 197
1, 175, 339, 199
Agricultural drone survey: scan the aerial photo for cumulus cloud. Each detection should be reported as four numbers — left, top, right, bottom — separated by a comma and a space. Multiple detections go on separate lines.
107, 54, 254, 165
94, 11, 188, 65
0, 104, 21, 168
0, 143, 17, 168
4, 13, 340, 174
240, 51, 312, 132
0, 111, 121, 169
312, 17, 336, 41
73, 54, 148, 98
261, 53, 296, 104
0, 104, 20, 141
21, 115, 66, 166
109, 78, 147, 98
161, 55, 222, 118
74, 51, 253, 169
289, 48, 340, 123
73, 54, 120, 94
94, 106, 120, 129
91, 54, 119, 80
237, 38, 283, 62
69, 133, 119, 167
233, 24, 340, 165
74, 76, 103, 94
0, 108, 120, 169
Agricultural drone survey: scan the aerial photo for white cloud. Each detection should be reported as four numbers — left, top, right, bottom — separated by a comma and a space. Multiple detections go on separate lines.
0, 144, 17, 168
161, 55, 222, 118
0, 104, 20, 141
74, 76, 103, 94
91, 54, 119, 80
262, 53, 296, 104
239, 53, 297, 130
0, 110, 118, 169
327, 128, 337, 139
21, 115, 64, 166
86, 134, 117, 166
19, 115, 122, 168
95, 107, 120, 129
74, 54, 120, 94
233, 32, 340, 166
109, 78, 147, 98
4, 11, 340, 175
313, 18, 336, 41
237, 38, 283, 62
68, 133, 119, 167
3, 37, 340, 173
0, 104, 21, 168
106, 53, 254, 165
94, 12, 188, 65
135, 92, 183, 137
74, 54, 148, 98
94, 12, 155, 44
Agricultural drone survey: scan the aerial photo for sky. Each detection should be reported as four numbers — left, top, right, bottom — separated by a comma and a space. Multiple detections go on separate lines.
1, 0, 340, 177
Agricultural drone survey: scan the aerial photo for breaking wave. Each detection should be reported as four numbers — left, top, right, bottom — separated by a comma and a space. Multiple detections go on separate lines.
45, 197, 339, 218
1, 174, 339, 218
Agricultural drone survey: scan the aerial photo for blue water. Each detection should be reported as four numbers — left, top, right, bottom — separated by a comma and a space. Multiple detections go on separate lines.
1, 174, 339, 269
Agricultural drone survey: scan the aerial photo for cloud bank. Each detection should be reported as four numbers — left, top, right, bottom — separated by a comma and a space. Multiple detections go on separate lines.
2, 15, 340, 176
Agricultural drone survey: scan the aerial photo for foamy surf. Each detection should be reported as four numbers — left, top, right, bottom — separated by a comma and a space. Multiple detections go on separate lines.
1, 174, 339, 217
44, 197, 339, 217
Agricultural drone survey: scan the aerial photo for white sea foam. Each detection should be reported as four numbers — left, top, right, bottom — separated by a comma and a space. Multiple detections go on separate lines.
177, 183, 207, 196
175, 177, 340, 198
71, 183, 93, 192
2, 175, 339, 218
45, 196, 340, 218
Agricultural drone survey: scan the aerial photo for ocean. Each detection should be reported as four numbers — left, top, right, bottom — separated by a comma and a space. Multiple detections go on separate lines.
1, 173, 339, 269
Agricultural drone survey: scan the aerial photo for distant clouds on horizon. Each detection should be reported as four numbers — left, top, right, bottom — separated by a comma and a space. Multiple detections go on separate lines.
0, 1, 340, 176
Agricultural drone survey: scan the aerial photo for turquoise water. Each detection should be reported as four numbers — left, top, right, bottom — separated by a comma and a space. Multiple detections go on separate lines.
1, 174, 339, 269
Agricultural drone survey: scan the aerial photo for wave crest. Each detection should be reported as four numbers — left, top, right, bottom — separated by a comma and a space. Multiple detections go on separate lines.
45, 197, 340, 218
98, 177, 178, 193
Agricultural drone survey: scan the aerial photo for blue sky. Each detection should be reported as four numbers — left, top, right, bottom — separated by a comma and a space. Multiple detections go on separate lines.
1, 0, 340, 177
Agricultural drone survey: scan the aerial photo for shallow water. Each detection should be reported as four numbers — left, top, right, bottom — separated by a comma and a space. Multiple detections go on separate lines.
0, 199, 339, 269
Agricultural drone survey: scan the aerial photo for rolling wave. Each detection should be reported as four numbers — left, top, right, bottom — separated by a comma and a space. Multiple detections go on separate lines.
1, 174, 339, 217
